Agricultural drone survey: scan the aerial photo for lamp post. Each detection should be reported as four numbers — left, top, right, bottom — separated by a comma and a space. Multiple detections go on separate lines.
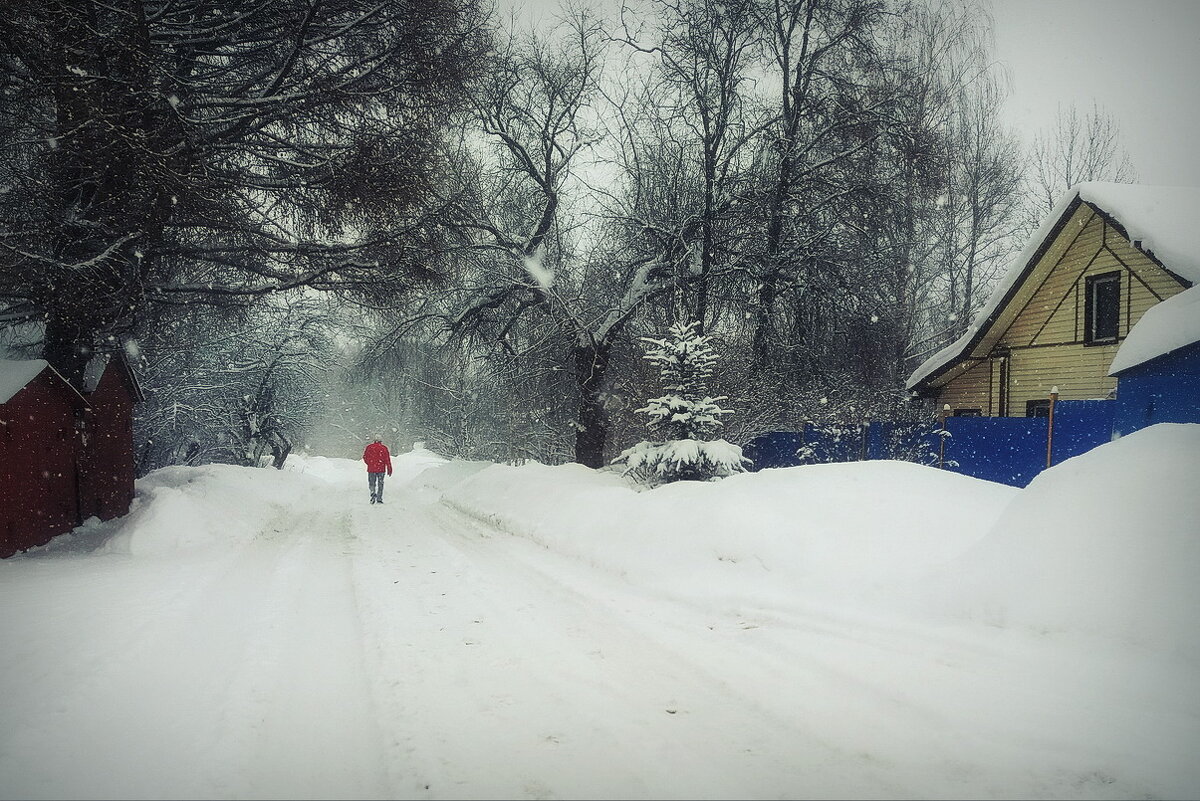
939, 403, 950, 469
1046, 385, 1059, 468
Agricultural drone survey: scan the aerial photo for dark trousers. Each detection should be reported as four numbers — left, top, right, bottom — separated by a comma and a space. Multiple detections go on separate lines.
368, 472, 386, 501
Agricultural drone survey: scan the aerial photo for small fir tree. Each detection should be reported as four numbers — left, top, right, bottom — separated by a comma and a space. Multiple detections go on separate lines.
613, 321, 751, 485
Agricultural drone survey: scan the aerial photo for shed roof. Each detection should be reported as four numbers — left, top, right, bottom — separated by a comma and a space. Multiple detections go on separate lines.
0, 359, 49, 404
0, 359, 88, 406
906, 182, 1200, 392
1109, 285, 1200, 375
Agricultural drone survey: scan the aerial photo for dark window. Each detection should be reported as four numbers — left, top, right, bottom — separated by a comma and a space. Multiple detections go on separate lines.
1026, 400, 1050, 418
953, 408, 982, 417
1085, 272, 1120, 343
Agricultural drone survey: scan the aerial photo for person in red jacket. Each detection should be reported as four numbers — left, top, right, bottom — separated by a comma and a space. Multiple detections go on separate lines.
362, 435, 393, 504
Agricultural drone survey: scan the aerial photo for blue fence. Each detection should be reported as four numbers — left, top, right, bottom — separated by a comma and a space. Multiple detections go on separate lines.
941, 416, 1046, 486
743, 400, 1117, 487
743, 422, 940, 471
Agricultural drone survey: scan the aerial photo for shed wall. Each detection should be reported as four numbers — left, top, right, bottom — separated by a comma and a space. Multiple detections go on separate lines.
0, 377, 84, 557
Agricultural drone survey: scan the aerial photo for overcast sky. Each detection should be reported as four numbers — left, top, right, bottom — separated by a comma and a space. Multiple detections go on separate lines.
989, 0, 1200, 187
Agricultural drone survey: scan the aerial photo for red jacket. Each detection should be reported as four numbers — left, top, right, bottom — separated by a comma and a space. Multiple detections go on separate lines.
363, 441, 392, 475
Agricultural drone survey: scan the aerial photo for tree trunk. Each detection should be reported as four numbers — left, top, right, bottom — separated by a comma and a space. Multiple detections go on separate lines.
750, 272, 780, 365
572, 340, 611, 469
42, 314, 94, 390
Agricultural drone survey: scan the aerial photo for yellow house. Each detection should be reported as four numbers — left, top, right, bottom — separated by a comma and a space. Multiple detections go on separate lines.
907, 183, 1200, 416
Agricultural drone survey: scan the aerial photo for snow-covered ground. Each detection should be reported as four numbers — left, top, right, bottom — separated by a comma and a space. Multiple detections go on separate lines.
2, 425, 1199, 800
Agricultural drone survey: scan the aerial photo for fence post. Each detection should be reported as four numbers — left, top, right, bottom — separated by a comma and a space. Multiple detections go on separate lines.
938, 403, 950, 469
1046, 385, 1059, 468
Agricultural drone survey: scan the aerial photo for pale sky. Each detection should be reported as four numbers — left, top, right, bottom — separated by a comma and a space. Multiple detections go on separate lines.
989, 0, 1200, 187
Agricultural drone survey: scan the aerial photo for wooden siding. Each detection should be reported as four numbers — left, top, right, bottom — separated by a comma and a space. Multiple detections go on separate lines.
934, 202, 1189, 416
0, 374, 86, 557
1004, 344, 1119, 415
938, 359, 991, 414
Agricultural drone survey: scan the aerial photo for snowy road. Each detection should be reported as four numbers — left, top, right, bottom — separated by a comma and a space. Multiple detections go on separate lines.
1, 451, 1195, 800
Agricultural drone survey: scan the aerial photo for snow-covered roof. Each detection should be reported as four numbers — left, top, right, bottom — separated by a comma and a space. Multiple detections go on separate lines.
0, 358, 92, 407
83, 354, 107, 394
0, 359, 50, 404
907, 182, 1200, 392
1080, 183, 1200, 285
1109, 285, 1200, 374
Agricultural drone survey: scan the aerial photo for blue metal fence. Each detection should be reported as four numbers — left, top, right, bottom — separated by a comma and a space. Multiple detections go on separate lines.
941, 416, 1046, 486
743, 399, 1117, 487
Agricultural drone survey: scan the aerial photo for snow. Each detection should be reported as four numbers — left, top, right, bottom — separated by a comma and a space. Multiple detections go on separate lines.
1109, 284, 1200, 374
1077, 182, 1200, 285
2, 427, 1199, 799
522, 246, 554, 290
0, 358, 49, 404
82, 354, 107, 394
907, 182, 1200, 391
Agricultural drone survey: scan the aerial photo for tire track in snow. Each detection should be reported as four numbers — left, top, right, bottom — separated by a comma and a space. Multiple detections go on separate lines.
344, 494, 870, 800
385, 497, 1156, 801
208, 499, 391, 800
0, 490, 393, 801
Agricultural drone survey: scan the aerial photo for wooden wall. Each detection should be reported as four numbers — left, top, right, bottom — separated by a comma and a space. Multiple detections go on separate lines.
938, 359, 992, 415
0, 375, 84, 558
935, 203, 1189, 416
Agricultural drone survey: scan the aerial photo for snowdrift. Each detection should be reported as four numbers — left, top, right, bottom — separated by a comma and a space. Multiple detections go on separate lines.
38, 425, 1200, 664
416, 424, 1200, 659
921, 423, 1200, 661
99, 463, 333, 555
421, 455, 1017, 607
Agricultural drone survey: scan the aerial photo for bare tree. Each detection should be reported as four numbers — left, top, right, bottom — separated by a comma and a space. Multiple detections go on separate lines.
427, 15, 682, 468
743, 0, 890, 369
135, 294, 336, 473
618, 0, 765, 333
1024, 101, 1137, 229
934, 66, 1023, 341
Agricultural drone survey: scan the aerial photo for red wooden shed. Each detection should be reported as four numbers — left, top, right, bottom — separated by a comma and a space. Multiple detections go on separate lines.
1, 352, 143, 558
1, 359, 90, 557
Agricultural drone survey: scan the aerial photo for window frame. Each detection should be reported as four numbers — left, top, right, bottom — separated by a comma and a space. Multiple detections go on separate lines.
1084, 271, 1121, 345
1025, 399, 1051, 418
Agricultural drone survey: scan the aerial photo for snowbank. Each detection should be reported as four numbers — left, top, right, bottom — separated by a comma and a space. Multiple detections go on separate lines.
411, 424, 1200, 661
919, 423, 1200, 661
424, 458, 1016, 608
99, 464, 332, 555
38, 423, 1200, 664
94, 447, 451, 555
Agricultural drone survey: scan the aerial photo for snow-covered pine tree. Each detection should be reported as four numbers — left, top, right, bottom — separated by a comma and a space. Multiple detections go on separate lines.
613, 321, 750, 485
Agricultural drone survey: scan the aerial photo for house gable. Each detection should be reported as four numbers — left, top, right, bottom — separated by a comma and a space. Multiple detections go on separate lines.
997, 207, 1185, 351
914, 184, 1195, 416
